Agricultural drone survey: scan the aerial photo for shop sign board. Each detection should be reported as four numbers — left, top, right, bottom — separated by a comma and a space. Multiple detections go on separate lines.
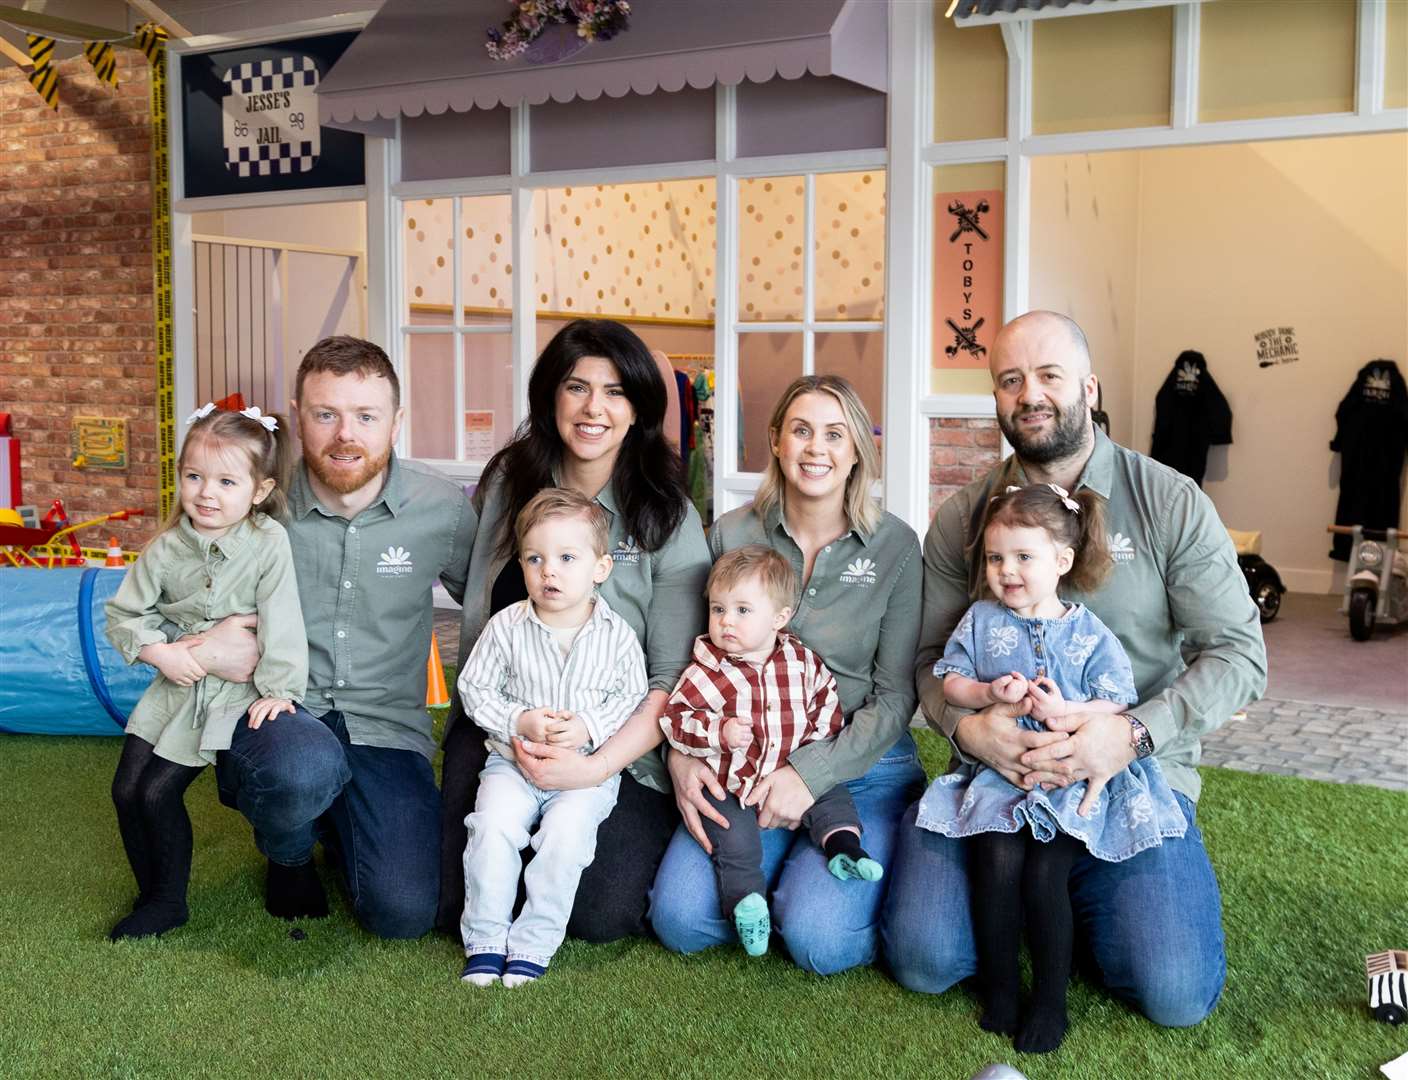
179, 32, 364, 199
934, 189, 1003, 370
464, 411, 496, 460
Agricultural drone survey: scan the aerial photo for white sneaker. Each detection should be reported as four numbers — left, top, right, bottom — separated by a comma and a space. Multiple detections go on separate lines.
461, 971, 499, 988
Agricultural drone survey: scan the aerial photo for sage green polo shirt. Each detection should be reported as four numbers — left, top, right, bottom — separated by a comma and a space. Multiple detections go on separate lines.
916, 428, 1267, 802
287, 455, 478, 760
709, 502, 923, 800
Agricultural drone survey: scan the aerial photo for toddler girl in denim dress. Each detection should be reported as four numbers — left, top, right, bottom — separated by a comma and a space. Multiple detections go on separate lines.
915, 483, 1185, 1054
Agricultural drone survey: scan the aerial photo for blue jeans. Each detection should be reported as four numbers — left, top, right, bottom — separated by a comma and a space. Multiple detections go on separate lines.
881, 791, 1226, 1027
461, 753, 619, 967
215, 706, 441, 940
649, 734, 925, 975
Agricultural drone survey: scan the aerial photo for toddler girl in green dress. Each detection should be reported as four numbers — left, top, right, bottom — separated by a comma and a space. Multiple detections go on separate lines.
104, 404, 307, 940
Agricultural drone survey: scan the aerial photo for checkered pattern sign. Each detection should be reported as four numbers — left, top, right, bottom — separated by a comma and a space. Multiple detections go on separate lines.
221, 56, 322, 178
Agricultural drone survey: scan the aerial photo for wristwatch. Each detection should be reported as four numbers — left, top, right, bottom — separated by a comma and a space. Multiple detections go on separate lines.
1123, 714, 1154, 759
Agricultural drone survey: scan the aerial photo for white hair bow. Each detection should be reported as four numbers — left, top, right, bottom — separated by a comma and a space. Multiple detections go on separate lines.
240, 406, 278, 432
1047, 483, 1080, 513
185, 402, 216, 425
1000, 482, 1080, 512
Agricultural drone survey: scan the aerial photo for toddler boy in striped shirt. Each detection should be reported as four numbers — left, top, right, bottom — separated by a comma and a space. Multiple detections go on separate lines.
456, 488, 647, 988
661, 544, 881, 957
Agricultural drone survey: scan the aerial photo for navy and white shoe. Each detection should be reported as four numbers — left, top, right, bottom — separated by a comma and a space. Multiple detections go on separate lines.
460, 952, 506, 987
502, 958, 546, 988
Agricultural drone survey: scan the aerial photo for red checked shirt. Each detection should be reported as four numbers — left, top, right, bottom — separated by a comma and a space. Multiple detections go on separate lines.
661, 631, 842, 801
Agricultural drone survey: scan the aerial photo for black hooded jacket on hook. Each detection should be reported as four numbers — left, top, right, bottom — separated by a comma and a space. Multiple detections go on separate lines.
1329, 359, 1408, 561
1150, 350, 1233, 488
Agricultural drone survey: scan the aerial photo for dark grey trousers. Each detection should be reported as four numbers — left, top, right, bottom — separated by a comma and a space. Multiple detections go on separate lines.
699, 782, 861, 916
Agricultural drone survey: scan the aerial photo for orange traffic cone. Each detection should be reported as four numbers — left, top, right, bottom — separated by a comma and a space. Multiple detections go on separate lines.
426, 632, 450, 708
105, 536, 125, 567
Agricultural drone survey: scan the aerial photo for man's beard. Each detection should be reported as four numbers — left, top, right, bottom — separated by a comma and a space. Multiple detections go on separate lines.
306, 441, 392, 494
997, 397, 1091, 465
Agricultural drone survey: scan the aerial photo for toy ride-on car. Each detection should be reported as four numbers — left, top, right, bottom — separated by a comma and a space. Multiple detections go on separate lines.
1227, 528, 1285, 623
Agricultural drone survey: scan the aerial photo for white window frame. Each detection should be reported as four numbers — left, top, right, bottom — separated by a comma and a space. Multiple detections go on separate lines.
387, 91, 889, 511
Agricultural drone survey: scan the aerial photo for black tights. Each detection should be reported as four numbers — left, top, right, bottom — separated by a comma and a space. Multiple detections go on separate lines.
110, 735, 204, 939
967, 830, 1083, 1054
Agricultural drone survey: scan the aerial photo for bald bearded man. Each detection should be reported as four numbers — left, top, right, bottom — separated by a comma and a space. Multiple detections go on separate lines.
882, 311, 1266, 1029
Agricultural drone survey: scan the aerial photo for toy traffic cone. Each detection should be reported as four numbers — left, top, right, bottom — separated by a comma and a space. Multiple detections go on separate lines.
105, 536, 125, 566
426, 632, 450, 708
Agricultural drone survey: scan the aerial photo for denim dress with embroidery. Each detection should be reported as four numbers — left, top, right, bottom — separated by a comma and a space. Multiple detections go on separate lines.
915, 600, 1187, 862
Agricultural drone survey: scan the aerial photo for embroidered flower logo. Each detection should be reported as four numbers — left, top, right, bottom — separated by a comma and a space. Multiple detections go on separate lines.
953, 609, 974, 640
1120, 791, 1155, 829
1095, 672, 1125, 697
1064, 632, 1097, 665
611, 538, 641, 564
839, 557, 877, 586
377, 546, 414, 576
987, 625, 1019, 658
1108, 533, 1135, 564
1176, 360, 1200, 391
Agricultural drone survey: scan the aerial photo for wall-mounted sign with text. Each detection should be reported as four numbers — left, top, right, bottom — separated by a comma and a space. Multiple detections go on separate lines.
179, 32, 364, 199
934, 189, 1004, 370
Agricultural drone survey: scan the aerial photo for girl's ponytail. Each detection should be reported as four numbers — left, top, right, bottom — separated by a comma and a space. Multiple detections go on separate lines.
1065, 488, 1110, 593
255, 414, 294, 522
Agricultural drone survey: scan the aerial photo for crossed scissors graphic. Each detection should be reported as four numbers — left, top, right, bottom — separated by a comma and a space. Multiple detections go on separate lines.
947, 199, 991, 242
944, 317, 986, 358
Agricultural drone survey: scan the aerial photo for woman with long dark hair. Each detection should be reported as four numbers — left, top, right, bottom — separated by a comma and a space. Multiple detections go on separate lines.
649, 374, 925, 973
437, 319, 710, 942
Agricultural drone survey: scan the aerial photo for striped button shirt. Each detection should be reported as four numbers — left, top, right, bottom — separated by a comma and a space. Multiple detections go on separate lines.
456, 595, 648, 755
661, 632, 842, 802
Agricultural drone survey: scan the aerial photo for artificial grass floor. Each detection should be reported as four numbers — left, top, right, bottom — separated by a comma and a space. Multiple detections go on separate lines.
1, 727, 1405, 1080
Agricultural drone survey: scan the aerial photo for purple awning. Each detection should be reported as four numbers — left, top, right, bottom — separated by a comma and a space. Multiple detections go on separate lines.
317, 0, 887, 132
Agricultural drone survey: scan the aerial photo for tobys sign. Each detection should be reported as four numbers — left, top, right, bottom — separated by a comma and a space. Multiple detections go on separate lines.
934, 189, 1004, 370
179, 32, 364, 198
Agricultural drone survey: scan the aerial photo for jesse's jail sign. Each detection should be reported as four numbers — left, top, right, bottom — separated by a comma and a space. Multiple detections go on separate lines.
180, 32, 363, 198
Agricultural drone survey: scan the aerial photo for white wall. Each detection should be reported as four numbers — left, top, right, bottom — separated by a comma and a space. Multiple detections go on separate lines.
1133, 133, 1408, 593
1029, 133, 1408, 594
1029, 152, 1142, 448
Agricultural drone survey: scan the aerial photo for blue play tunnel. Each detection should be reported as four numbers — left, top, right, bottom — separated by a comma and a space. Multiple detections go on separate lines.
0, 567, 150, 736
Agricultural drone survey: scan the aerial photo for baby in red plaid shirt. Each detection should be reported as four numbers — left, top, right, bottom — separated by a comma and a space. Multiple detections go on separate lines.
661, 544, 881, 956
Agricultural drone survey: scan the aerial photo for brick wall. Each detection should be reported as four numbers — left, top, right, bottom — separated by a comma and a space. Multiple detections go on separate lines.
0, 50, 157, 546
928, 416, 1002, 520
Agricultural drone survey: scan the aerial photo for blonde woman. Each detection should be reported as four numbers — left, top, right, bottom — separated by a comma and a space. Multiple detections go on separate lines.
649, 375, 925, 973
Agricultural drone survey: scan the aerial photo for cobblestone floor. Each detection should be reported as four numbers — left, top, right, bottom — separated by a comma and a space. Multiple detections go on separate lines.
1201, 697, 1407, 792
434, 609, 1408, 792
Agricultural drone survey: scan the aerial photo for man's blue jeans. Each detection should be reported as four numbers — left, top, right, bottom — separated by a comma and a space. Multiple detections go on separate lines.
649, 734, 926, 975
215, 706, 440, 940
881, 792, 1226, 1027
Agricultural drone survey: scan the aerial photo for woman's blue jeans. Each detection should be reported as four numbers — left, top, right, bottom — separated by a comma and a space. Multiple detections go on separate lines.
649, 734, 925, 975
881, 791, 1226, 1027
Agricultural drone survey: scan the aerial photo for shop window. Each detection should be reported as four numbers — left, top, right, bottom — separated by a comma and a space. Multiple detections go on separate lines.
814, 171, 886, 323
1199, 0, 1356, 123
1031, 7, 1173, 136
932, 7, 1007, 143
401, 194, 513, 465
735, 171, 886, 478
932, 162, 1004, 398
533, 179, 715, 324
739, 176, 805, 323
738, 334, 803, 473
